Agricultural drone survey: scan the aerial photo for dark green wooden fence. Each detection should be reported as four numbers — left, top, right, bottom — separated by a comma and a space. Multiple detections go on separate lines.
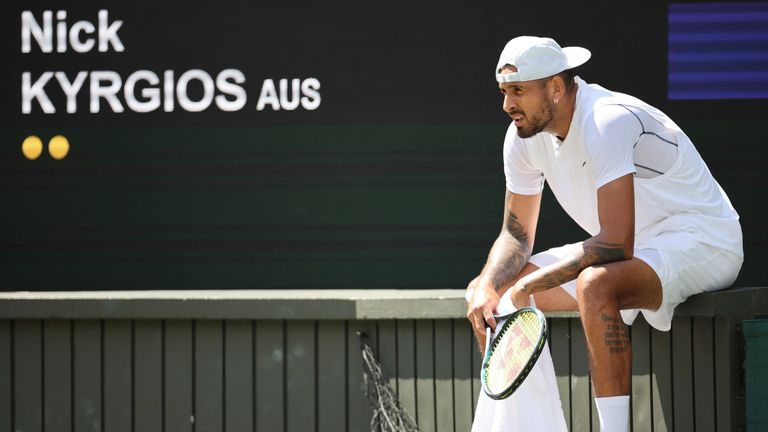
1, 287, 766, 431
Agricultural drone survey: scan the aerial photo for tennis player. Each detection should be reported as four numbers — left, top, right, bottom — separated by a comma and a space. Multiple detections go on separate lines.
466, 36, 743, 431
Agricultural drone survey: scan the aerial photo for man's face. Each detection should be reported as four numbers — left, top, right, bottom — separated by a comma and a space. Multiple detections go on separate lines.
498, 67, 555, 138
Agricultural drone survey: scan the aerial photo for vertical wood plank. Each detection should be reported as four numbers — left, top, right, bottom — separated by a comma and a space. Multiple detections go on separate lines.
255, 320, 284, 432
470, 333, 481, 418
0, 321, 11, 432
195, 320, 224, 432
44, 320, 72, 432
570, 318, 591, 432
397, 320, 417, 424
224, 320, 253, 432
317, 321, 346, 432
550, 318, 572, 431
14, 320, 42, 432
164, 320, 193, 432
692, 317, 715, 432
377, 320, 398, 399
73, 320, 102, 432
671, 317, 694, 431
286, 321, 316, 432
591, 383, 600, 432
589, 319, 601, 431
452, 319, 473, 432
347, 319, 377, 432
434, 320, 454, 432
631, 317, 652, 432
714, 316, 739, 431
714, 316, 734, 432
103, 321, 131, 432
415, 320, 435, 432
134, 320, 163, 432
651, 326, 672, 432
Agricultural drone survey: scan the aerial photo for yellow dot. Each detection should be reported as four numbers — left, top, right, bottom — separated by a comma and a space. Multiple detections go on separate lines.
48, 135, 70, 160
22, 135, 43, 160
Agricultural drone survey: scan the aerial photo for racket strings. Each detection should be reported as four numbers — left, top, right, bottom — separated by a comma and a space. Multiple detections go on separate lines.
484, 312, 543, 393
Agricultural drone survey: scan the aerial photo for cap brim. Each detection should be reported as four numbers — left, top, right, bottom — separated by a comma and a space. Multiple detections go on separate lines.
562, 46, 591, 69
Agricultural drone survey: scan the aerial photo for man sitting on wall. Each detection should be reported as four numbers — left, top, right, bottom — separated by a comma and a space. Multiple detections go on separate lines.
466, 36, 743, 432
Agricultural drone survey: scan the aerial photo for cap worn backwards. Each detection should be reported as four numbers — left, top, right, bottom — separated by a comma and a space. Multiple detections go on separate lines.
495, 36, 591, 83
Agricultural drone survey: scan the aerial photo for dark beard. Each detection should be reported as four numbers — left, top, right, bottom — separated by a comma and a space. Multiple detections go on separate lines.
515, 99, 556, 138
516, 119, 547, 139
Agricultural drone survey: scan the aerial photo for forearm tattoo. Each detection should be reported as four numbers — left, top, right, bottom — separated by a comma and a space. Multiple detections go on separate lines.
520, 239, 627, 294
487, 211, 531, 291
602, 314, 630, 354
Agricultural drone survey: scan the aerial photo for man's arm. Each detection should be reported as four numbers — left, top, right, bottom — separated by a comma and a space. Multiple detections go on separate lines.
510, 173, 635, 306
466, 190, 541, 336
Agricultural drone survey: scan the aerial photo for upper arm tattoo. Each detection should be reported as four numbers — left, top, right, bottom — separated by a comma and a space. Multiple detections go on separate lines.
505, 211, 529, 246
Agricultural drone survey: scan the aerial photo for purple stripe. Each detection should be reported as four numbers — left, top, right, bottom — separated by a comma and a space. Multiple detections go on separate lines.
669, 51, 768, 62
668, 89, 768, 100
668, 32, 768, 42
670, 40, 768, 53
669, 62, 768, 73
669, 71, 768, 82
669, 11, 768, 23
670, 21, 768, 34
669, 80, 768, 92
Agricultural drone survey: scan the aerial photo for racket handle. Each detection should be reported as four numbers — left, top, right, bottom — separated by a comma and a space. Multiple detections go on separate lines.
483, 314, 505, 354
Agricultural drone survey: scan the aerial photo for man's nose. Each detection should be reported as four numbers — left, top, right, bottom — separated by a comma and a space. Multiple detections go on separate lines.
503, 94, 516, 113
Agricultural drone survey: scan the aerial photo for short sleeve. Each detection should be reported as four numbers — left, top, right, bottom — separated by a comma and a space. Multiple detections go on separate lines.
503, 124, 544, 195
583, 105, 642, 189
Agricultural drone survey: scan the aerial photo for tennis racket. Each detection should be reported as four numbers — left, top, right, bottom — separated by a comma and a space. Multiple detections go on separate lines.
480, 307, 548, 400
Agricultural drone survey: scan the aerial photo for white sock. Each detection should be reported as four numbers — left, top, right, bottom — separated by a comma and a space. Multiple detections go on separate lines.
594, 395, 630, 432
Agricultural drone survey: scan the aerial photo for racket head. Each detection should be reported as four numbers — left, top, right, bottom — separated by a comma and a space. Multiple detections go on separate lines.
480, 307, 548, 400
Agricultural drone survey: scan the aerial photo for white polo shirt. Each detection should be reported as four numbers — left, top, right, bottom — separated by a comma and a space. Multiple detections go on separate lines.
503, 77, 743, 257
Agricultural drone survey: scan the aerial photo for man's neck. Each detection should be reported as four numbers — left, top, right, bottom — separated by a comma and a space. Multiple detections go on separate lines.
547, 82, 579, 141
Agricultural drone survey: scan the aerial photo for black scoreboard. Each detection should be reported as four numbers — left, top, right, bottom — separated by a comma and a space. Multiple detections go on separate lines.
2, 0, 766, 290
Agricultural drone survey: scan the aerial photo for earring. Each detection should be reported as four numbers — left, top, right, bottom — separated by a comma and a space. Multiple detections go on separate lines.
554, 98, 559, 104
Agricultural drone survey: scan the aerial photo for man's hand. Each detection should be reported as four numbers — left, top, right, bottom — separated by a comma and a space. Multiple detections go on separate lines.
466, 277, 500, 337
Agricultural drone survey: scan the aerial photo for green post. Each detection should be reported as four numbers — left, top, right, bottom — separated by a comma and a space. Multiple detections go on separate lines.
743, 319, 768, 431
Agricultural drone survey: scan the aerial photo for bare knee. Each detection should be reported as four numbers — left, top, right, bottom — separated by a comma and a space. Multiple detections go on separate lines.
576, 266, 619, 313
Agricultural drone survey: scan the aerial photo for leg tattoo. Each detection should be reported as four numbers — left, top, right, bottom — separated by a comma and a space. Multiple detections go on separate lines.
602, 314, 630, 354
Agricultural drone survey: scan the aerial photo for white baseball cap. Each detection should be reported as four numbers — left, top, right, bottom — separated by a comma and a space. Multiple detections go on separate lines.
495, 36, 591, 83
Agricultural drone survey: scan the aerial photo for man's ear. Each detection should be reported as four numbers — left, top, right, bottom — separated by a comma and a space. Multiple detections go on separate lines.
549, 75, 565, 103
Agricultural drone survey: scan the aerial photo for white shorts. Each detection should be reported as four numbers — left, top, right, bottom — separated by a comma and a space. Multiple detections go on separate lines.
528, 234, 743, 331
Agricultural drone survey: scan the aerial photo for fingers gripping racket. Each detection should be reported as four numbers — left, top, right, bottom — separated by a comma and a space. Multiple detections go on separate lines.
480, 307, 548, 400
